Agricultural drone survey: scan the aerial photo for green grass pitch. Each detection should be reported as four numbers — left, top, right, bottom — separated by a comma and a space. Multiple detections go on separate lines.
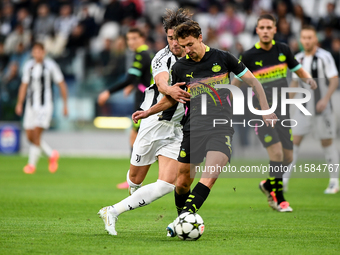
0, 155, 339, 255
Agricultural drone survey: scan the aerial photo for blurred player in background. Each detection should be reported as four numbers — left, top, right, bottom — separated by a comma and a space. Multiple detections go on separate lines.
15, 42, 68, 174
283, 26, 339, 194
97, 27, 154, 189
232, 14, 317, 212
97, 9, 192, 235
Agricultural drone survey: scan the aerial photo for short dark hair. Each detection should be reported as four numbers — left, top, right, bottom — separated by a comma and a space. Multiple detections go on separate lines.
127, 27, 145, 38
162, 8, 193, 33
257, 13, 276, 26
174, 20, 202, 40
32, 42, 45, 50
301, 25, 317, 34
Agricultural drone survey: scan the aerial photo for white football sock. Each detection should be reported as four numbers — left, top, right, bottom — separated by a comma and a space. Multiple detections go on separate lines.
283, 144, 300, 181
126, 170, 142, 194
110, 179, 175, 216
40, 140, 53, 157
322, 143, 339, 182
28, 144, 41, 167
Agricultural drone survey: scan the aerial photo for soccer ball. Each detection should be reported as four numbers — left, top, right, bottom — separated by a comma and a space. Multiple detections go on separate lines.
174, 212, 205, 241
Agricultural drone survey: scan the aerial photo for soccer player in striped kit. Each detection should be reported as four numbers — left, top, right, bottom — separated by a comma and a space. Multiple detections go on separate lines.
283, 26, 339, 194
15, 42, 68, 174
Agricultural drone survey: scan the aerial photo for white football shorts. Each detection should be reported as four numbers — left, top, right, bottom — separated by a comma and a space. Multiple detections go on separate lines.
23, 104, 53, 130
292, 110, 336, 139
130, 119, 183, 166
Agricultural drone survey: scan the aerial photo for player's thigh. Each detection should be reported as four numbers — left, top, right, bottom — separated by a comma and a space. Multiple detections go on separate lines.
25, 129, 34, 143
32, 127, 44, 145
158, 155, 178, 185
293, 135, 304, 146
200, 151, 229, 189
129, 164, 151, 184
130, 129, 138, 147
321, 138, 332, 147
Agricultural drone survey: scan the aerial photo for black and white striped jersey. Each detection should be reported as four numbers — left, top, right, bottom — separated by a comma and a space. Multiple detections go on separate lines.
22, 58, 64, 109
293, 47, 338, 115
140, 45, 185, 125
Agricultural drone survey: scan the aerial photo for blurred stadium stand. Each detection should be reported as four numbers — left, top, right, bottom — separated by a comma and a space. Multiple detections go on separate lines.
0, 0, 340, 157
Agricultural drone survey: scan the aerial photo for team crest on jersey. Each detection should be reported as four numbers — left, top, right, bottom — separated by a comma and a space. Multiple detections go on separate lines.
278, 53, 286, 62
212, 63, 221, 72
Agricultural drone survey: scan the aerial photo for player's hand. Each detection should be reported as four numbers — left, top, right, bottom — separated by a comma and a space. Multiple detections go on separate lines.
132, 110, 150, 123
63, 105, 68, 117
97, 90, 110, 106
263, 112, 278, 127
306, 78, 317, 90
168, 82, 190, 103
316, 98, 328, 113
123, 85, 134, 97
15, 104, 23, 116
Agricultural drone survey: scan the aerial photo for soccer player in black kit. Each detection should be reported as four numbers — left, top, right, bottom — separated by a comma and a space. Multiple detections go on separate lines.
231, 14, 317, 212
133, 19, 277, 236
97, 27, 154, 189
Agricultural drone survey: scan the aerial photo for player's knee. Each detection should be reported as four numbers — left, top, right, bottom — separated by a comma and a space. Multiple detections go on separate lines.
283, 155, 293, 165
271, 149, 283, 161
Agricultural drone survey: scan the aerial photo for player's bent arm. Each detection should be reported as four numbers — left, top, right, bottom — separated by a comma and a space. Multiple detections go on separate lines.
323, 76, 338, 102
315, 76, 339, 113
230, 77, 242, 87
132, 95, 176, 122
154, 71, 190, 103
155, 71, 171, 95
58, 81, 68, 116
238, 70, 278, 126
15, 82, 28, 116
289, 79, 299, 99
294, 67, 317, 90
98, 74, 136, 106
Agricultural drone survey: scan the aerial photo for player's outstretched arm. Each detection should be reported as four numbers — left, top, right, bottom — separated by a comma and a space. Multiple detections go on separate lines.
132, 95, 176, 123
316, 75, 338, 113
98, 73, 136, 106
155, 71, 189, 103
294, 68, 317, 90
289, 79, 299, 99
15, 82, 28, 116
238, 70, 278, 127
58, 81, 68, 116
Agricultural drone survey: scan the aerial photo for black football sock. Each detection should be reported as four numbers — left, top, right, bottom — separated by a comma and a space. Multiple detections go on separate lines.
181, 182, 210, 214
264, 161, 282, 191
268, 161, 285, 204
175, 190, 190, 216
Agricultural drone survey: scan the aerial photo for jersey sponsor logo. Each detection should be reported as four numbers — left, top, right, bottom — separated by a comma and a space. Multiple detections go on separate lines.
186, 72, 194, 79
252, 63, 288, 83
278, 53, 286, 62
212, 63, 221, 72
255, 60, 263, 67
